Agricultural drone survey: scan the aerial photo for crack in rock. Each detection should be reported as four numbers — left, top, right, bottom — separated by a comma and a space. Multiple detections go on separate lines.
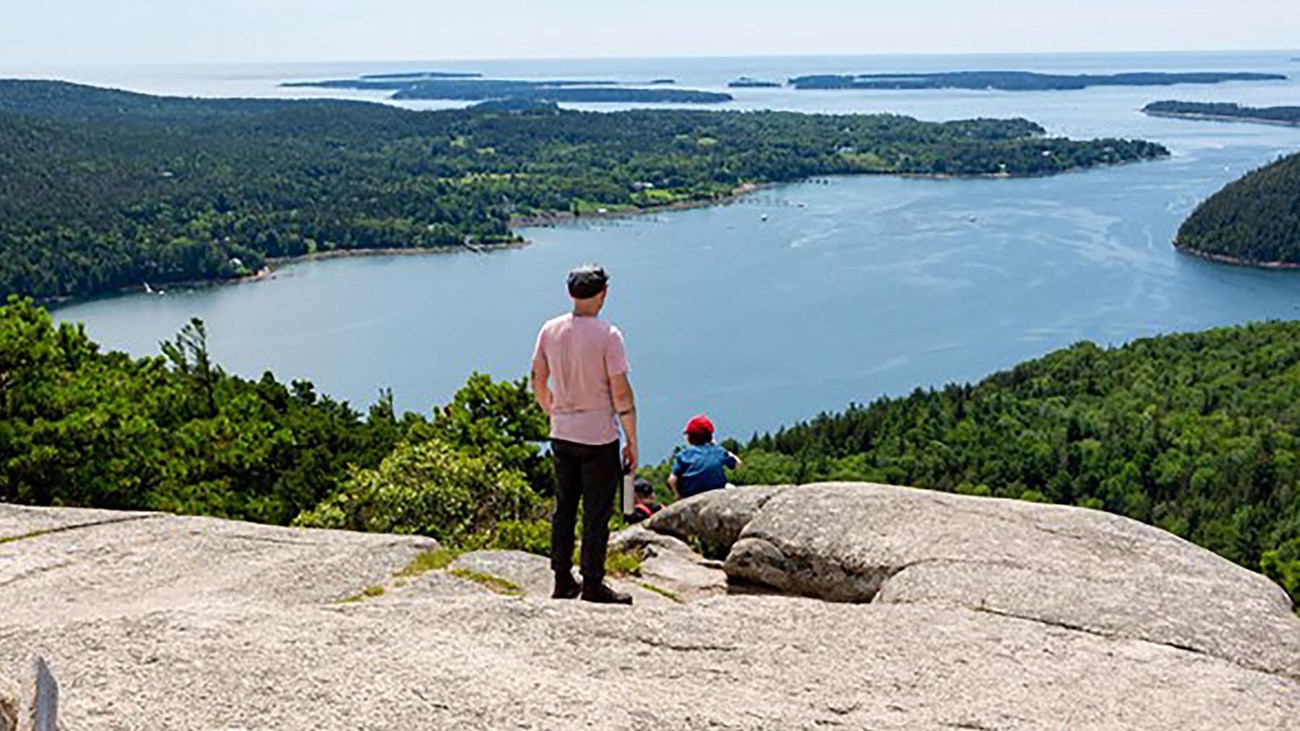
0, 513, 159, 544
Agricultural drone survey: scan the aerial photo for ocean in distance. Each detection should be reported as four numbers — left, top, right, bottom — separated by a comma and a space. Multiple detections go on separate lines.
44, 51, 1300, 460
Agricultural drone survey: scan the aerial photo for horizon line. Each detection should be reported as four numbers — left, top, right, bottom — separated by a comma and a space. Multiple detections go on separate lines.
4, 47, 1298, 74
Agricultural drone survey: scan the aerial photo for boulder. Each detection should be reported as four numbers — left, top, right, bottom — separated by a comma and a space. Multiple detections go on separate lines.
609, 525, 728, 602
643, 485, 786, 555
722, 482, 1300, 677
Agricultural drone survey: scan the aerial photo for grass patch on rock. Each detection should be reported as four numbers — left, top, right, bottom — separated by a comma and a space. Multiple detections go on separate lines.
340, 584, 387, 603
396, 547, 458, 578
636, 581, 682, 603
450, 568, 524, 596
604, 548, 643, 577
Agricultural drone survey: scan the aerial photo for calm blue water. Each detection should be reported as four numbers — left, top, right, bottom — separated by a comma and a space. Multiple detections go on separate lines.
47, 52, 1300, 460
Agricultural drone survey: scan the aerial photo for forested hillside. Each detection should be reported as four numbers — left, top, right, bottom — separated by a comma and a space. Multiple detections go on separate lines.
739, 322, 1300, 604
0, 80, 1167, 300
1176, 152, 1300, 265
0, 296, 551, 545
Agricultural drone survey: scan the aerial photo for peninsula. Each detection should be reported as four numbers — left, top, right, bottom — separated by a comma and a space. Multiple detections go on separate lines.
1143, 100, 1300, 127
1175, 152, 1300, 266
789, 70, 1287, 91
0, 80, 1167, 301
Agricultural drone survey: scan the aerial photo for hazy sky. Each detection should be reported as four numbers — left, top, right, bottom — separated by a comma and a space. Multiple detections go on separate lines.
3, 0, 1298, 69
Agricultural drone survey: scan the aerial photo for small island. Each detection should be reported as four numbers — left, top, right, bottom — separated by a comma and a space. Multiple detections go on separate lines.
358, 71, 482, 80
284, 75, 733, 104
789, 70, 1287, 91
1176, 152, 1300, 267
1143, 100, 1300, 127
728, 77, 782, 88
648, 78, 676, 85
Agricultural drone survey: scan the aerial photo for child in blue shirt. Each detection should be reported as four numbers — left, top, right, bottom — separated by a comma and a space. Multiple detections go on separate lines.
669, 414, 743, 499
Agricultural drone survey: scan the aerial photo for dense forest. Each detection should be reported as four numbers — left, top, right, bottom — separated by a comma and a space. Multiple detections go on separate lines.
789, 71, 1287, 91
1144, 100, 1300, 126
1176, 152, 1300, 265
735, 322, 1300, 605
0, 296, 555, 549
0, 80, 1167, 300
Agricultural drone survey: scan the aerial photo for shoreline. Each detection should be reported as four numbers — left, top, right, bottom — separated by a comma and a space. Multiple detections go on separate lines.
1143, 110, 1300, 128
263, 240, 527, 266
1173, 242, 1300, 270
40, 241, 528, 307
41, 160, 1165, 307
509, 182, 769, 228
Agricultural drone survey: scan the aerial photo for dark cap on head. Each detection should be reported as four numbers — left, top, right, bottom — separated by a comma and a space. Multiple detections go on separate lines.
567, 263, 609, 299
634, 479, 654, 497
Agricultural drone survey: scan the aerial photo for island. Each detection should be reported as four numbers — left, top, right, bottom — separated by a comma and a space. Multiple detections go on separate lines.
1142, 100, 1300, 127
728, 77, 783, 88
789, 70, 1288, 91
1175, 152, 1300, 266
283, 75, 733, 104
0, 79, 1167, 301
648, 78, 676, 85
358, 71, 482, 80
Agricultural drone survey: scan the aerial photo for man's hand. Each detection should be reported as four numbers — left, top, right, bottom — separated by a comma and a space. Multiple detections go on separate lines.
622, 442, 638, 475
530, 361, 552, 416
611, 372, 638, 475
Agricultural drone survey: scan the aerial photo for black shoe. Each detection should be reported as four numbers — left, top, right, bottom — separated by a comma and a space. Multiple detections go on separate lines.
581, 582, 633, 605
552, 571, 582, 600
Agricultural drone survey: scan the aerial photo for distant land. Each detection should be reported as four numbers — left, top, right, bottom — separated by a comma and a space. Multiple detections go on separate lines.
789, 71, 1287, 91
648, 78, 675, 85
284, 75, 733, 104
358, 71, 482, 80
1144, 100, 1300, 127
1176, 152, 1300, 267
728, 77, 783, 88
0, 80, 1166, 300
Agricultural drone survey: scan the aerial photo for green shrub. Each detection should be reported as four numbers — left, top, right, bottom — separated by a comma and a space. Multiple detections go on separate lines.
293, 439, 543, 545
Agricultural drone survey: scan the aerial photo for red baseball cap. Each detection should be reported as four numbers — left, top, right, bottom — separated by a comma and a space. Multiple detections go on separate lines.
684, 414, 714, 437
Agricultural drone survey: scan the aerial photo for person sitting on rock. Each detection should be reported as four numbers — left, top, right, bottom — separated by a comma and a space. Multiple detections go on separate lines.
625, 479, 663, 524
669, 414, 742, 499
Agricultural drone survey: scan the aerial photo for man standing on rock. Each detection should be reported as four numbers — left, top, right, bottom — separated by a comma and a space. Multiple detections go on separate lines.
531, 264, 637, 605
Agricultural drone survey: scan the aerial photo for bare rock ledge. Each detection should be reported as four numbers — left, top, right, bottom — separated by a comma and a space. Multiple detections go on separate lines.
1, 484, 1298, 730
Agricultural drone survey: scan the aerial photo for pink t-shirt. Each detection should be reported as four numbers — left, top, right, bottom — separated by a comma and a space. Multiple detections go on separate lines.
532, 313, 629, 445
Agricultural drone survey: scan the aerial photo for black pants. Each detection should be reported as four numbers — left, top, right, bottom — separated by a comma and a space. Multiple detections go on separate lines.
550, 438, 621, 585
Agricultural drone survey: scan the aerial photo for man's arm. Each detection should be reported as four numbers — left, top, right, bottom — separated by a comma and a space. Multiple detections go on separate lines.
667, 473, 679, 499
530, 359, 552, 416
727, 451, 743, 470
611, 372, 637, 472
